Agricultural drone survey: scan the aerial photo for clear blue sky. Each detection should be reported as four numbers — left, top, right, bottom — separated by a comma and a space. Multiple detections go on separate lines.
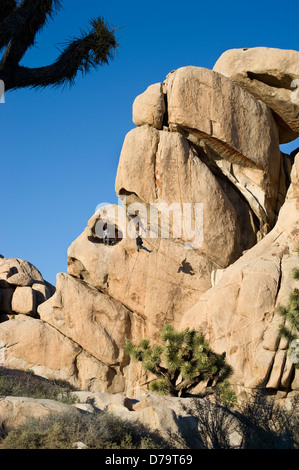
1, 0, 299, 286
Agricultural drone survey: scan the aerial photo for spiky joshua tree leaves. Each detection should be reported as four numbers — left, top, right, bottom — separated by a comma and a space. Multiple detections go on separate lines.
0, 0, 118, 91
277, 247, 299, 367
125, 323, 236, 403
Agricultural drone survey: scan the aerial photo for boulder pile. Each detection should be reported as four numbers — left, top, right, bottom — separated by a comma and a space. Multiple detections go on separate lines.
0, 258, 55, 320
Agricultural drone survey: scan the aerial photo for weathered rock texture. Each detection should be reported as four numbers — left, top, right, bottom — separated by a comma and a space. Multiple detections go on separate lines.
181, 157, 299, 396
133, 83, 166, 129
213, 47, 299, 144
0, 47, 299, 402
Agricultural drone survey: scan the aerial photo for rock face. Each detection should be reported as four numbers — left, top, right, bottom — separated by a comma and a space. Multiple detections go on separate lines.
0, 47, 299, 402
118, 67, 282, 237
213, 47, 299, 144
180, 152, 299, 395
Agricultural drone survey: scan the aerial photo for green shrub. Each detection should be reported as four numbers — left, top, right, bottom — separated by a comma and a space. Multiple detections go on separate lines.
215, 380, 237, 408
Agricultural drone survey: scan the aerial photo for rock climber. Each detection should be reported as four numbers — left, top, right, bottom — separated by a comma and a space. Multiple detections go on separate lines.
136, 235, 152, 253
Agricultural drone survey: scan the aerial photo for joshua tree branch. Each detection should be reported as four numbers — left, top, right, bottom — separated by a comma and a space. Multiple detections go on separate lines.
0, 1, 61, 55
0, 0, 17, 23
0, 0, 62, 67
1, 18, 117, 91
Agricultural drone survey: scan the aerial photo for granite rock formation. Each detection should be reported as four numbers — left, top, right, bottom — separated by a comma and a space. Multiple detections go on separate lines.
1, 47, 299, 402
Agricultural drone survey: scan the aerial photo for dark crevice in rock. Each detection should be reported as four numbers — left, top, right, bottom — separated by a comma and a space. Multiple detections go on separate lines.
282, 153, 295, 195
118, 188, 139, 198
290, 146, 299, 158
262, 355, 276, 390
73, 350, 81, 382
106, 367, 118, 388
216, 173, 259, 252
118, 188, 141, 205
274, 256, 283, 308
183, 125, 261, 169
246, 71, 295, 90
162, 92, 169, 128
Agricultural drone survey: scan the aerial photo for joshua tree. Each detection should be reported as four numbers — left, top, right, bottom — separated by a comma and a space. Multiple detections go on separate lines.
125, 322, 235, 400
0, 0, 118, 91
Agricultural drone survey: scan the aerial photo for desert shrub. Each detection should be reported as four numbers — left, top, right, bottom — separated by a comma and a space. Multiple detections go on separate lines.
182, 397, 237, 449
0, 410, 166, 450
234, 389, 299, 449
183, 388, 299, 449
0, 369, 77, 405
214, 380, 237, 408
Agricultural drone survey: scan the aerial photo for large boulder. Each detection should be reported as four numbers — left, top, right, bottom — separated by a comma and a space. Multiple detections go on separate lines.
213, 47, 299, 144
115, 126, 257, 260
0, 317, 81, 384
164, 66, 282, 232
38, 272, 132, 367
0, 315, 125, 393
0, 258, 44, 285
11, 286, 36, 315
0, 396, 77, 435
132, 83, 166, 129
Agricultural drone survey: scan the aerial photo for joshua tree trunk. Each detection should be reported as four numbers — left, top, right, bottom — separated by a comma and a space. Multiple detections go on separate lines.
0, 0, 117, 91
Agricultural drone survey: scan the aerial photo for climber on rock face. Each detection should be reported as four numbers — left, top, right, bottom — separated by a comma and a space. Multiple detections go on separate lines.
136, 235, 152, 253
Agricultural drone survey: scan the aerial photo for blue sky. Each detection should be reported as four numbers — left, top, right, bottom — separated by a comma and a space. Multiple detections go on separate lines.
1, 0, 299, 286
